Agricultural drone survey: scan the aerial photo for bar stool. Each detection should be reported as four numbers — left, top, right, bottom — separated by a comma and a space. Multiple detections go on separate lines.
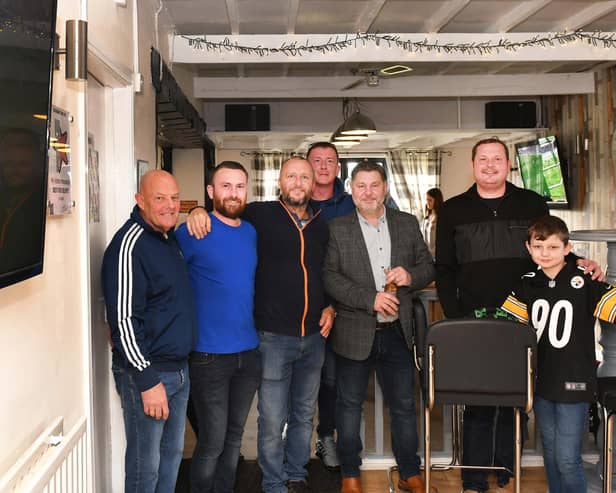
423, 319, 536, 493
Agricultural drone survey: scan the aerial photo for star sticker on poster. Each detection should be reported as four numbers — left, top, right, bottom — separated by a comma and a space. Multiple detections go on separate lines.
53, 130, 69, 173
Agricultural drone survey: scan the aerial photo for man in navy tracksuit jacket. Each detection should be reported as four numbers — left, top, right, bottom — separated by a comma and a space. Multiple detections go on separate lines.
102, 170, 196, 493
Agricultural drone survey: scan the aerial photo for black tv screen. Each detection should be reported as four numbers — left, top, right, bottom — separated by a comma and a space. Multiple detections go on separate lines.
0, 1, 57, 288
515, 136, 569, 209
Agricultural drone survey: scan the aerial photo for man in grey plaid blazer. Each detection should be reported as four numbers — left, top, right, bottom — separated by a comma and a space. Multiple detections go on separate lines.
323, 161, 436, 493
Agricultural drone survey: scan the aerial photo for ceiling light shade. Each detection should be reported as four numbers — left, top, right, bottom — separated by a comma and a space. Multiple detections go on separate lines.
330, 125, 364, 141
334, 134, 369, 141
340, 110, 376, 135
330, 134, 362, 146
332, 139, 361, 148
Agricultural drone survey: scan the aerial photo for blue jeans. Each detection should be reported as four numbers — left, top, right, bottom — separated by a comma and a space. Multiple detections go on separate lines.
189, 349, 262, 493
534, 396, 589, 493
462, 405, 515, 491
335, 323, 421, 479
112, 362, 189, 493
317, 341, 337, 438
257, 331, 326, 493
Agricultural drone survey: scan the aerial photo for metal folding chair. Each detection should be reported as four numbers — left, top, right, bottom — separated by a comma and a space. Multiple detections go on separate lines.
386, 297, 428, 493
599, 377, 616, 493
423, 319, 536, 493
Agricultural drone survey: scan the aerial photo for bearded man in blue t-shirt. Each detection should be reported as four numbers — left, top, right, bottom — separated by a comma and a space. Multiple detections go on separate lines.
176, 161, 261, 493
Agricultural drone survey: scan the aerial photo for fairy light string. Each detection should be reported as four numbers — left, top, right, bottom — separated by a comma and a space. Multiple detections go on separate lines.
181, 31, 616, 57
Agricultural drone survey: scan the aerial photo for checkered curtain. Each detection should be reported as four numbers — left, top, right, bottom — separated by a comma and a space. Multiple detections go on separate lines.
387, 150, 441, 217
252, 152, 292, 201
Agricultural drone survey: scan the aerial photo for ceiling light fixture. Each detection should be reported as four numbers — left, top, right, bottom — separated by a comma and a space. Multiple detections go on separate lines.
340, 110, 376, 135
330, 99, 376, 147
333, 139, 361, 148
334, 134, 369, 141
380, 64, 413, 76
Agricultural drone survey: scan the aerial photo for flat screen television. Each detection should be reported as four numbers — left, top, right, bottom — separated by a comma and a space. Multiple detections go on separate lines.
0, 1, 57, 288
515, 135, 569, 209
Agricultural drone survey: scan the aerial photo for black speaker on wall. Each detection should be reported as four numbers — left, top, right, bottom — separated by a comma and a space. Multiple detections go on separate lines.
485, 101, 537, 128
225, 104, 271, 131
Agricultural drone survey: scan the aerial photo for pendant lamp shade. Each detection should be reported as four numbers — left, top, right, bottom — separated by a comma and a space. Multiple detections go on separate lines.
335, 134, 369, 141
332, 139, 361, 148
340, 110, 376, 135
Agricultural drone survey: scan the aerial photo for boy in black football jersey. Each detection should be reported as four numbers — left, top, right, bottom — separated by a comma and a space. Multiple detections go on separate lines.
501, 215, 616, 493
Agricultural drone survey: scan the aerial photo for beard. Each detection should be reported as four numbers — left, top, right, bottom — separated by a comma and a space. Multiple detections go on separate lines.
281, 188, 309, 207
214, 196, 246, 219
354, 198, 384, 216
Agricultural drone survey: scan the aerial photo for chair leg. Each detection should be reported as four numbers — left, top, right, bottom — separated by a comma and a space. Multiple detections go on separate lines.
605, 408, 614, 493
387, 465, 397, 493
432, 404, 464, 470
514, 408, 521, 493
453, 404, 463, 465
425, 405, 431, 493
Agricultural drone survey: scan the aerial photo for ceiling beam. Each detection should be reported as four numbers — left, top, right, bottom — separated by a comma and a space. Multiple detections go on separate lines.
224, 0, 240, 34
423, 0, 471, 33
488, 62, 514, 74
287, 0, 300, 34
355, 0, 387, 33
174, 33, 616, 64
490, 0, 552, 33
536, 61, 564, 74
548, 1, 616, 32
589, 60, 616, 71
193, 73, 594, 99
436, 63, 457, 75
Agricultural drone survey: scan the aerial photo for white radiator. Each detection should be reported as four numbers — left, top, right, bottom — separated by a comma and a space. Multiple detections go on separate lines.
0, 416, 90, 493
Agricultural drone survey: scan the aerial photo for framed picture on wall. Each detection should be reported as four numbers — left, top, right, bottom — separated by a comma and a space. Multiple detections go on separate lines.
136, 159, 151, 191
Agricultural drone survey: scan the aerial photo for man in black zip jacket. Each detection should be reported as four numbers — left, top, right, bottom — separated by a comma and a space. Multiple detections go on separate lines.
436, 138, 601, 493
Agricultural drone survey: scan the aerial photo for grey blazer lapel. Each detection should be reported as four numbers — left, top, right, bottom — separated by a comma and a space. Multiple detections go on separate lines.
348, 212, 377, 288
387, 208, 402, 267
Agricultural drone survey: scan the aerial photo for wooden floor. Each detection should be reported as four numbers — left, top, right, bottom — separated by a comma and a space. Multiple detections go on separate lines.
183, 410, 552, 493
360, 467, 547, 493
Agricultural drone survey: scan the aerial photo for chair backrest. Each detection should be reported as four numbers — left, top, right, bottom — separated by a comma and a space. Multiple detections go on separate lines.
425, 319, 536, 409
412, 297, 428, 360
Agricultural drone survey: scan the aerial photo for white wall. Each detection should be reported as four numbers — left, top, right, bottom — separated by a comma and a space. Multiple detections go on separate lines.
173, 148, 205, 222
0, 0, 89, 476
0, 0, 182, 487
203, 97, 540, 133
439, 146, 474, 200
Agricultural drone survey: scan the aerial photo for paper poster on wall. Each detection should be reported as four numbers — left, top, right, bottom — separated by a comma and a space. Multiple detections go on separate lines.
88, 133, 100, 223
137, 159, 151, 192
48, 106, 72, 215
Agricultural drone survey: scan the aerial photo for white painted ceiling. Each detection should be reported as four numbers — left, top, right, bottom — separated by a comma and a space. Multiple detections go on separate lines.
160, 0, 616, 151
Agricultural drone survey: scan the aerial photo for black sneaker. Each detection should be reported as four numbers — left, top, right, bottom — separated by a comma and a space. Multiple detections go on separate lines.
287, 480, 311, 493
315, 435, 340, 470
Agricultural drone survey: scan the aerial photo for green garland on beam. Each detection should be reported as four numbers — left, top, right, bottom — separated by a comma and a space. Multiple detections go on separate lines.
181, 31, 616, 56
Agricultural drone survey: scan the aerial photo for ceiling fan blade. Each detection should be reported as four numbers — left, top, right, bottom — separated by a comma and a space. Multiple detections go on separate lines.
341, 78, 364, 91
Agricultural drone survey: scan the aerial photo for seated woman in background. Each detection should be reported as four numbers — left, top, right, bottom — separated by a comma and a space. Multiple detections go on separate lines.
421, 187, 443, 259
